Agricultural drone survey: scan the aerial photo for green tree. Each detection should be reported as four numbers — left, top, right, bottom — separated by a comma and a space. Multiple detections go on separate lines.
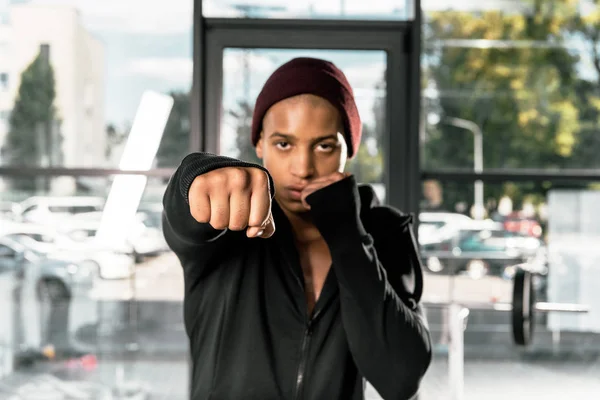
230, 100, 260, 164
345, 82, 386, 185
156, 91, 191, 168
4, 47, 61, 191
422, 0, 587, 211
346, 123, 384, 184
105, 123, 127, 160
567, 1, 600, 168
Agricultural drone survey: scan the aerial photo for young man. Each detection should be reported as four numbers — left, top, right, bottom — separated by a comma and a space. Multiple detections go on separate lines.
163, 57, 431, 400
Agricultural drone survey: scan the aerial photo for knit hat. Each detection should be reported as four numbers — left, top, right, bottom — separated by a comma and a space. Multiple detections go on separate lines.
251, 57, 362, 159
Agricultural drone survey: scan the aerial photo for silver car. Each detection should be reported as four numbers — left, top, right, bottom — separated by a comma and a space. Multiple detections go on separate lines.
0, 236, 94, 351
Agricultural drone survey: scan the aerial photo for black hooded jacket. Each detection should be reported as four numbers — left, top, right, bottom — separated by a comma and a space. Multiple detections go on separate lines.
162, 153, 432, 400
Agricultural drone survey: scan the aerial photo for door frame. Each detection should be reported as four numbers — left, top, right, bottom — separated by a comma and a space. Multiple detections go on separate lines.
192, 5, 422, 214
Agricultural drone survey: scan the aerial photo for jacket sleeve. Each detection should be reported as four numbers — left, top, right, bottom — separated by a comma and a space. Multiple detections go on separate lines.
162, 152, 273, 283
305, 176, 432, 400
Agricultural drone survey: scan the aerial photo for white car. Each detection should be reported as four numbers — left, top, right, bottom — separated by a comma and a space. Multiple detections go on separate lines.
70, 211, 168, 262
16, 196, 105, 225
418, 212, 475, 245
0, 222, 135, 280
0, 201, 19, 221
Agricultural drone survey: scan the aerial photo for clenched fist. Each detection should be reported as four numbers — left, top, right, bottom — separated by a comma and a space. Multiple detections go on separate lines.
189, 167, 275, 238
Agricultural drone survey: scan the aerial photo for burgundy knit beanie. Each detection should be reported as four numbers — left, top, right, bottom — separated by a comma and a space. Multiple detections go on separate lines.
251, 57, 362, 159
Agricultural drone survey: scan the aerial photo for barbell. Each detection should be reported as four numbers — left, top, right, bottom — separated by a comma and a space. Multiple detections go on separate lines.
423, 268, 590, 346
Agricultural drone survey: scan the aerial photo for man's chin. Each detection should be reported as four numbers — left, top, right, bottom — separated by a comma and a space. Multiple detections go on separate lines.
278, 198, 310, 215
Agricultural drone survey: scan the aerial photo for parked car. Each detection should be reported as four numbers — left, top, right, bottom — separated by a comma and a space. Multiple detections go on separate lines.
57, 220, 137, 259
420, 221, 545, 280
137, 203, 163, 230
15, 196, 105, 225
0, 236, 95, 349
418, 212, 474, 245
0, 223, 135, 280
502, 214, 543, 238
0, 236, 94, 294
0, 201, 19, 221
70, 211, 168, 262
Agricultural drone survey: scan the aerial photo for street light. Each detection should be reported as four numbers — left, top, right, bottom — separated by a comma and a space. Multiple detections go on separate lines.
428, 114, 485, 220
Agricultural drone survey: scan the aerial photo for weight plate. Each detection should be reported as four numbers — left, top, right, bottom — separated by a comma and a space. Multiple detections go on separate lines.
512, 268, 536, 346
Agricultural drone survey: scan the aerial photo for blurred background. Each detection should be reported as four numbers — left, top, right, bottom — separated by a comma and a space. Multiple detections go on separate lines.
1, 0, 600, 399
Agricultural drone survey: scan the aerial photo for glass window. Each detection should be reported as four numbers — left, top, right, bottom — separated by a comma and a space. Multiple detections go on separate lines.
203, 0, 414, 20
421, 1, 600, 170
419, 179, 600, 397
0, 1, 192, 169
221, 48, 387, 200
0, 175, 186, 397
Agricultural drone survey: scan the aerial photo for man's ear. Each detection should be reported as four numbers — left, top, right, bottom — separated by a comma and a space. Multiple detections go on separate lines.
255, 133, 264, 159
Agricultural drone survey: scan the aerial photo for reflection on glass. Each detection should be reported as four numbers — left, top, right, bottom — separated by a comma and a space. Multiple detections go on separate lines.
0, 3, 192, 169
421, 3, 600, 170
203, 0, 414, 20
0, 176, 186, 397
420, 179, 600, 398
221, 48, 387, 200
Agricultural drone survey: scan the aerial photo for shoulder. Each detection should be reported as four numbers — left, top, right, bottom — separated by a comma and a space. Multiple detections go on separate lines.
358, 184, 414, 232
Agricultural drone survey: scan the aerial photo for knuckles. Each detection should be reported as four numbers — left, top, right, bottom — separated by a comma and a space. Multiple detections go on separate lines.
193, 167, 269, 196
189, 167, 271, 229
202, 167, 260, 192
210, 221, 228, 230
190, 207, 210, 224
226, 168, 252, 190
251, 169, 269, 189
228, 221, 248, 231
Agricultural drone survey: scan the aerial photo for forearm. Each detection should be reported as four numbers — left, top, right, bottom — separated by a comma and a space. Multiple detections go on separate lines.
306, 177, 432, 399
330, 232, 431, 399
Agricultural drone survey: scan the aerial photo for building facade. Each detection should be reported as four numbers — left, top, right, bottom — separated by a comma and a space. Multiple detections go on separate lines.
0, 4, 105, 172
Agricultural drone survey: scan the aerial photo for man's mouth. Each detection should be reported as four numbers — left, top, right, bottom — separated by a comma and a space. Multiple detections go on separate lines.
285, 186, 305, 200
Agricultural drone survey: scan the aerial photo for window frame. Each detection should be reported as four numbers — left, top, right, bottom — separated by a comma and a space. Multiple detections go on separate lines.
193, 6, 422, 212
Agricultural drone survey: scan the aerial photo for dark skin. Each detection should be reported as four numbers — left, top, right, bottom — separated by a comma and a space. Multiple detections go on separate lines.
255, 94, 349, 314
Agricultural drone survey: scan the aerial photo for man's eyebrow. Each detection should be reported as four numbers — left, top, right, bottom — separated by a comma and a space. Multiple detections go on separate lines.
269, 132, 294, 140
312, 134, 338, 142
268, 132, 339, 143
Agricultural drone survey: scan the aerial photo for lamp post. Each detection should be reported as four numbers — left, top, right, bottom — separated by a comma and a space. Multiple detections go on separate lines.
427, 111, 485, 220
444, 117, 484, 220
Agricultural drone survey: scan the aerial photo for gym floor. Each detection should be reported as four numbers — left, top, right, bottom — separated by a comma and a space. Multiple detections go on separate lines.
4, 356, 600, 400
3, 253, 600, 399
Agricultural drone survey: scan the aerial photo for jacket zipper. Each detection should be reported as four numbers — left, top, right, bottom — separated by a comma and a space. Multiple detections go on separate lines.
279, 244, 324, 400
294, 322, 313, 400
294, 308, 321, 400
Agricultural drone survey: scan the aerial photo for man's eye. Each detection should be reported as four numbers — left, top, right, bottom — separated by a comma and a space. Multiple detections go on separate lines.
317, 143, 335, 151
275, 141, 289, 149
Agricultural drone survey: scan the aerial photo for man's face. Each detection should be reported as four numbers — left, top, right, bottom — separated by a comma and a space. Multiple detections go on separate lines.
256, 94, 348, 215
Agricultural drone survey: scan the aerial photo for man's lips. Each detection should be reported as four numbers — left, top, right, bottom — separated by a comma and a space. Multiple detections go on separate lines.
285, 186, 306, 200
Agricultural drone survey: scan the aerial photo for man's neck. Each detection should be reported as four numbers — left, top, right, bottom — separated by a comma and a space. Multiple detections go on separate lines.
280, 205, 332, 315
281, 208, 322, 244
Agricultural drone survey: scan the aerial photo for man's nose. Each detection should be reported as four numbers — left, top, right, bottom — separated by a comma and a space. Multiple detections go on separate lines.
290, 149, 315, 179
